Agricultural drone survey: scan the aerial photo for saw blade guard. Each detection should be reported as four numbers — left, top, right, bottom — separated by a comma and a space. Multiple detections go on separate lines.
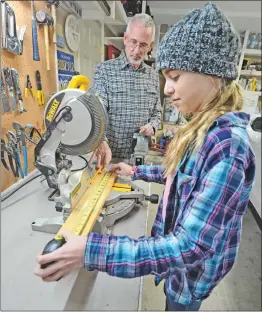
44, 89, 108, 155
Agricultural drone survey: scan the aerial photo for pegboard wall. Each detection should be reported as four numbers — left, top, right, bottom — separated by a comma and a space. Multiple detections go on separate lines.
1, 1, 57, 191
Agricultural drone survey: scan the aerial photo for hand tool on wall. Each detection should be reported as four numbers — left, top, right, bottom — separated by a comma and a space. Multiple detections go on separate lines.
36, 10, 54, 70
1, 1, 24, 55
2, 67, 17, 112
1, 139, 10, 172
36, 70, 45, 105
31, 0, 40, 61
6, 130, 25, 179
1, 70, 11, 113
17, 25, 27, 55
4, 133, 19, 178
10, 68, 27, 113
12, 122, 29, 177
25, 75, 35, 98
47, 0, 60, 44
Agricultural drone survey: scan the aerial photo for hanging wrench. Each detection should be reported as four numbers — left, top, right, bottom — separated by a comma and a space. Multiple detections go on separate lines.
12, 122, 28, 176
5, 133, 19, 178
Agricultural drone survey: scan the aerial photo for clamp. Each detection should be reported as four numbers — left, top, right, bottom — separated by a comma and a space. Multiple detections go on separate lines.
36, 70, 45, 105
25, 75, 35, 98
12, 122, 29, 177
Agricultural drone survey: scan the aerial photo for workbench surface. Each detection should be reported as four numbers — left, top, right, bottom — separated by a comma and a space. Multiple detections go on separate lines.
1, 167, 151, 310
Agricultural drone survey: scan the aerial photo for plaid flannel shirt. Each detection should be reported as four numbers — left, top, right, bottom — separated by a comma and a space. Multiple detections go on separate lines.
84, 112, 255, 305
92, 51, 162, 159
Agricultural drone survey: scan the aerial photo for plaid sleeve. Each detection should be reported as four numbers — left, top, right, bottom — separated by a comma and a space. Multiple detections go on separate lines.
92, 63, 109, 141
133, 165, 166, 184
92, 63, 108, 109
148, 75, 162, 131
84, 157, 249, 278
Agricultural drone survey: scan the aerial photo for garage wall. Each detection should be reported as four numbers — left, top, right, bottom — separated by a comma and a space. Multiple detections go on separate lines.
56, 6, 80, 69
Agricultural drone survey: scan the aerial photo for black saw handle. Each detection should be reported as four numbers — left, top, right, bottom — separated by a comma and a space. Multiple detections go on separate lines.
40, 237, 66, 269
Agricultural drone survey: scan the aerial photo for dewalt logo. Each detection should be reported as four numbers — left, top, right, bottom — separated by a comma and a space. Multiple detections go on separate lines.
46, 99, 60, 122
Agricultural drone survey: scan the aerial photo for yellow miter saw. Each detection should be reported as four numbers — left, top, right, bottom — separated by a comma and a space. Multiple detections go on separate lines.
32, 76, 158, 255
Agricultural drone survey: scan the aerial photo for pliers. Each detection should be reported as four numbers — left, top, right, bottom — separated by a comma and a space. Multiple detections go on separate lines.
1, 139, 10, 171
36, 70, 45, 105
12, 122, 29, 177
25, 75, 35, 98
3, 135, 19, 178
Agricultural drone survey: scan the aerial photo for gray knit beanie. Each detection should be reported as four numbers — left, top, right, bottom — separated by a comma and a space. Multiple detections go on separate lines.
156, 3, 241, 80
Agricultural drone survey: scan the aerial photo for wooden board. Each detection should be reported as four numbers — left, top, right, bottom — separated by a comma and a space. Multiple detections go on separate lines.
1, 1, 57, 191
55, 171, 117, 238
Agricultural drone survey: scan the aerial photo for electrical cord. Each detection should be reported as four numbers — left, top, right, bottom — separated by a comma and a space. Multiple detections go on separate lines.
1, 156, 90, 202
71, 155, 89, 172
1, 174, 44, 203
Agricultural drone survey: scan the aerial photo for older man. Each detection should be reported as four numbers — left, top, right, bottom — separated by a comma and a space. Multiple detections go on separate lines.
90, 13, 161, 167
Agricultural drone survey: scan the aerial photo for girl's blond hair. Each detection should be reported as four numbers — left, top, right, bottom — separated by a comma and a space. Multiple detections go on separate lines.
164, 79, 244, 176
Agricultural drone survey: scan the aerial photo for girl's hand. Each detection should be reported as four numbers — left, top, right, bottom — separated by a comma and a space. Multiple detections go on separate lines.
34, 232, 87, 282
110, 162, 134, 176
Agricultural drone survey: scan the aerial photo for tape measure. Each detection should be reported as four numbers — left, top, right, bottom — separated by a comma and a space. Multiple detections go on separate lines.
56, 171, 112, 239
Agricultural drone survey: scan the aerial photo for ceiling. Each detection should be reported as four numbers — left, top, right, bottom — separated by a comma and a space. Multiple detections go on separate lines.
148, 1, 261, 32
76, 1, 261, 34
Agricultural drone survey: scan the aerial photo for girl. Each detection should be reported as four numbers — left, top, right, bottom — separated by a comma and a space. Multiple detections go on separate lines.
35, 4, 256, 311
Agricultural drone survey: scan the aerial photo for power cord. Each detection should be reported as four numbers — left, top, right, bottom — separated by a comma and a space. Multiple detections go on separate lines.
1, 156, 90, 202
1, 174, 44, 203
71, 155, 89, 172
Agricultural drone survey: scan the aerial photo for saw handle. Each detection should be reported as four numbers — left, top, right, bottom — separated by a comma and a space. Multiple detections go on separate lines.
40, 237, 66, 269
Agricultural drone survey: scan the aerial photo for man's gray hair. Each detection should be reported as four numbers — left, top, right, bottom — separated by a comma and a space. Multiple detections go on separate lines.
126, 13, 156, 42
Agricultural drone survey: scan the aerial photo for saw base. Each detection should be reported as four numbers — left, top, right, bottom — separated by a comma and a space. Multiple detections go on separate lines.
31, 215, 109, 235
31, 199, 137, 234
104, 199, 136, 228
32, 216, 64, 234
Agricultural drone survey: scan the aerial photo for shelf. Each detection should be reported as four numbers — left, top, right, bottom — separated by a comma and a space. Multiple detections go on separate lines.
244, 49, 262, 57
240, 70, 262, 77
104, 37, 124, 51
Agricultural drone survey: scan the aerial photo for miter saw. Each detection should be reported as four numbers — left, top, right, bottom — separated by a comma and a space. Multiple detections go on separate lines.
31, 79, 158, 244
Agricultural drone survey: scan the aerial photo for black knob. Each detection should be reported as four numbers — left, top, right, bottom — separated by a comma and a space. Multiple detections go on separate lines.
55, 202, 63, 212
145, 194, 159, 204
41, 238, 66, 269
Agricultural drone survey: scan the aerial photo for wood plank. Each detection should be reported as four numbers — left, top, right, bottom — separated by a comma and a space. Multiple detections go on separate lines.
55, 171, 117, 238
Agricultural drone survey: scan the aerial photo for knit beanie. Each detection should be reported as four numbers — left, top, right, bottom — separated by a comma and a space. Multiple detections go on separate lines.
156, 3, 241, 80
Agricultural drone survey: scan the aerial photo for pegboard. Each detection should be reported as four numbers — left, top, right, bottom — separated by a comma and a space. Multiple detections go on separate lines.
1, 1, 57, 191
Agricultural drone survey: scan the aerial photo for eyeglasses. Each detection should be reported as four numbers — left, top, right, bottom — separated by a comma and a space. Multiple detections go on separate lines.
128, 39, 150, 51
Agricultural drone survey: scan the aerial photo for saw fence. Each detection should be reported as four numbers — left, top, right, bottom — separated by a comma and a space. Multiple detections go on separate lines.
1, 1, 57, 191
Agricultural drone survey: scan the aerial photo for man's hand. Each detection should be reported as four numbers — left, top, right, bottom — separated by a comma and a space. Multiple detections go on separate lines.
140, 124, 154, 137
34, 232, 87, 282
90, 140, 112, 169
110, 162, 133, 176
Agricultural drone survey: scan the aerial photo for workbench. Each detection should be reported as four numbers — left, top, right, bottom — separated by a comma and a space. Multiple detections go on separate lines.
1, 156, 154, 310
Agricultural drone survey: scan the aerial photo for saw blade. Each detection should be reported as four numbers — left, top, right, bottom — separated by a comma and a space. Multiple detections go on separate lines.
44, 89, 108, 156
